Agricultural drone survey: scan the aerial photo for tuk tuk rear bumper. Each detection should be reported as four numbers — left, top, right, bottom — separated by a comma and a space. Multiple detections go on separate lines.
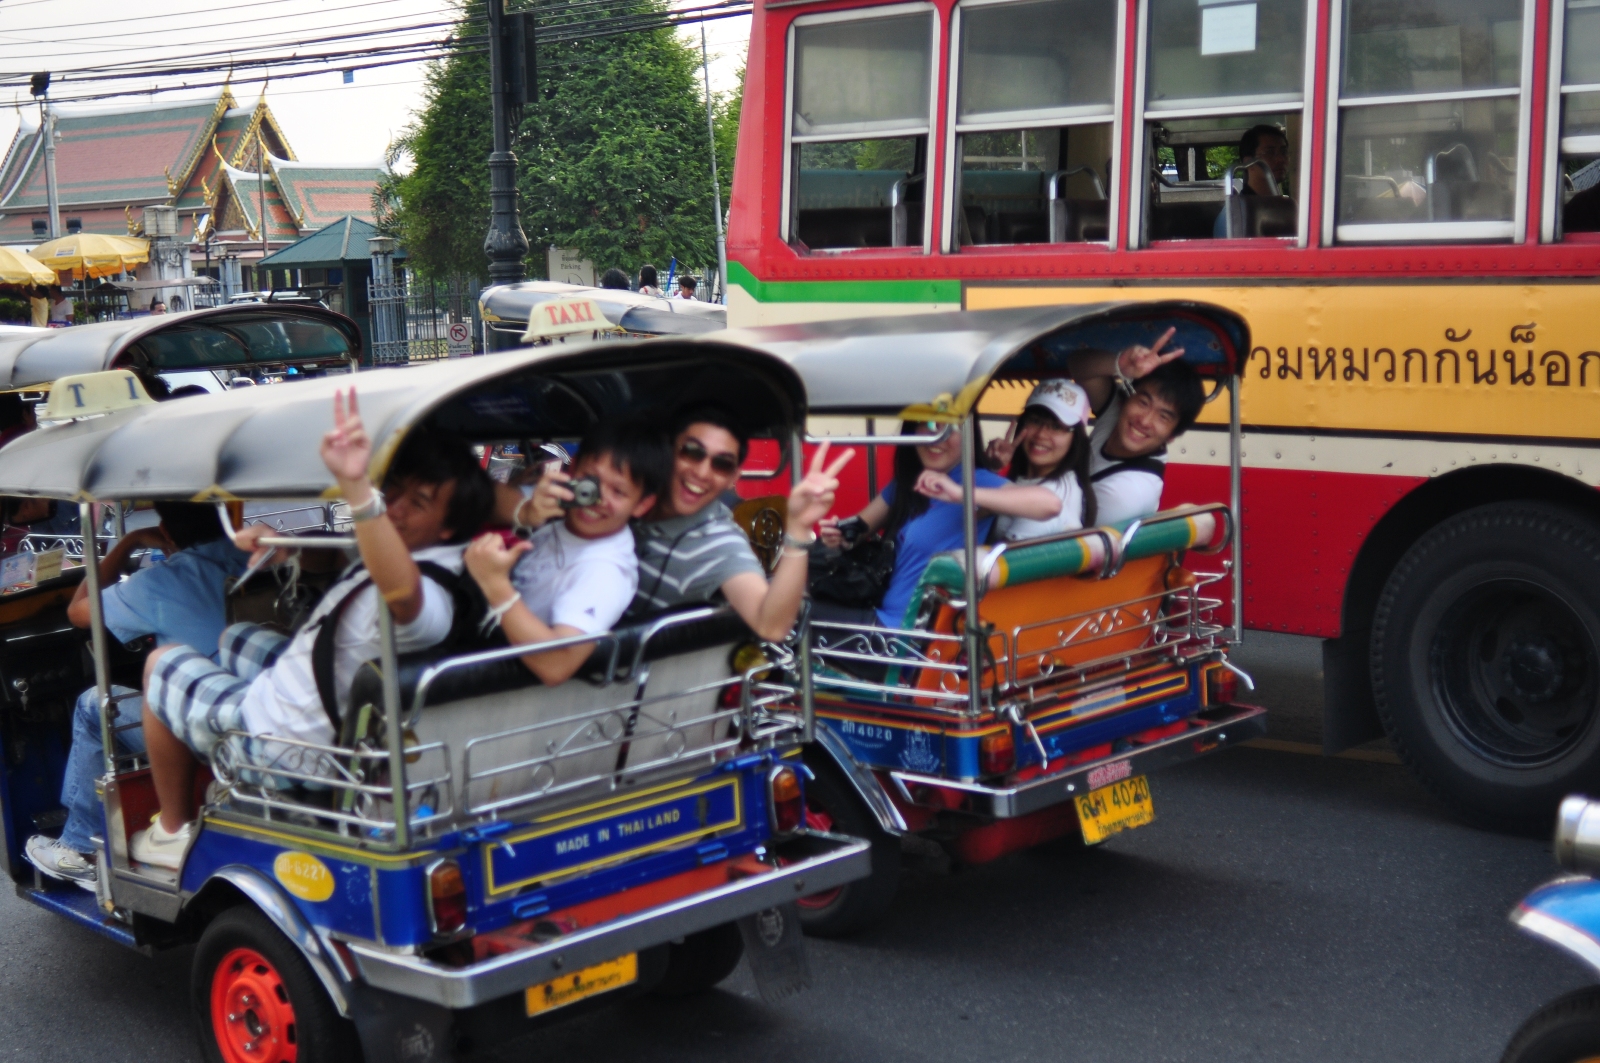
886, 704, 1267, 819
344, 832, 869, 1009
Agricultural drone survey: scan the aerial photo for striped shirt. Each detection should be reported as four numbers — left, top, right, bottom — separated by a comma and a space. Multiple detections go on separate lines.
631, 501, 764, 615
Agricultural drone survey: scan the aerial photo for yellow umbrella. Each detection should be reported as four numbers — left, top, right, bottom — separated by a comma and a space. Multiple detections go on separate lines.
29, 233, 150, 281
0, 245, 56, 285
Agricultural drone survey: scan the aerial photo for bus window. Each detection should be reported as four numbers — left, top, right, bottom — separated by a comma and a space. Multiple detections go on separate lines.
1335, 0, 1524, 241
1555, 0, 1600, 236
1140, 0, 1308, 242
788, 10, 936, 251
948, 0, 1116, 249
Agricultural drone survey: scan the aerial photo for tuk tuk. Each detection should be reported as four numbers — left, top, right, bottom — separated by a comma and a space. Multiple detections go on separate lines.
746, 302, 1268, 935
0, 343, 868, 1061
479, 281, 725, 352
0, 303, 364, 561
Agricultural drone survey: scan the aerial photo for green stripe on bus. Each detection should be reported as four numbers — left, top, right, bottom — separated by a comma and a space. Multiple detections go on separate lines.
728, 261, 959, 304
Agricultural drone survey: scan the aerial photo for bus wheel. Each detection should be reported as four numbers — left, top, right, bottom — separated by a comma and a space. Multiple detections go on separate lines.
1372, 502, 1600, 834
1501, 987, 1600, 1063
193, 905, 360, 1063
795, 751, 901, 938
653, 924, 744, 997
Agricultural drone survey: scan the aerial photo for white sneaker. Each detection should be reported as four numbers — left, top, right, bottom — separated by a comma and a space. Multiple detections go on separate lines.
129, 818, 193, 870
24, 835, 97, 890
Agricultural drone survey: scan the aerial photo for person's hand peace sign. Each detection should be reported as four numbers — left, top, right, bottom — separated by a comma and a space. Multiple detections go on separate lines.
320, 388, 373, 494
1114, 327, 1187, 382
787, 440, 855, 536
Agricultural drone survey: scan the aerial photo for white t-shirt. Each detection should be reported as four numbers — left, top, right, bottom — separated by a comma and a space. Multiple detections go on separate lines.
239, 544, 464, 752
994, 475, 1085, 541
1089, 393, 1167, 526
512, 521, 638, 636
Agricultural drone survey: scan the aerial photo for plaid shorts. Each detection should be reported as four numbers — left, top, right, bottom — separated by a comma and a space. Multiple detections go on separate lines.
145, 623, 290, 763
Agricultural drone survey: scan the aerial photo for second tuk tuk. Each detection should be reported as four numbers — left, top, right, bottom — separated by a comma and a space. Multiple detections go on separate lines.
737, 302, 1268, 935
0, 341, 868, 1060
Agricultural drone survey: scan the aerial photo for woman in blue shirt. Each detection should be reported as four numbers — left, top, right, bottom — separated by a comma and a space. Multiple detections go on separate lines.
818, 421, 1062, 629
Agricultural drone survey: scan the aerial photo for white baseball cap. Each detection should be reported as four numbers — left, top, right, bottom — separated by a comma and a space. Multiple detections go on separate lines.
1022, 379, 1091, 428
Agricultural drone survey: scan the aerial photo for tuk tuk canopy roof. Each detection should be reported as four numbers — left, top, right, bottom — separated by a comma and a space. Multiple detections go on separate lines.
480, 281, 726, 336
0, 339, 806, 502
717, 302, 1248, 419
0, 303, 362, 391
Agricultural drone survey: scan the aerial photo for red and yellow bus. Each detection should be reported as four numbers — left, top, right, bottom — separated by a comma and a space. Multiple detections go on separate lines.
725, 0, 1600, 830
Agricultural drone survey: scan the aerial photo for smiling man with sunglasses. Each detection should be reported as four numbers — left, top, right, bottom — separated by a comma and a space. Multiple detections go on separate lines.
630, 405, 851, 642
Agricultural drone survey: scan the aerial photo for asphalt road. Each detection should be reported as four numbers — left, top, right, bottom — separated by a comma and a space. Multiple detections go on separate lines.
0, 634, 1585, 1062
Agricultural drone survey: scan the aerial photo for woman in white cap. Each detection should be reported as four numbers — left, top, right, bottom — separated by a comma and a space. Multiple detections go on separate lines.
986, 379, 1096, 541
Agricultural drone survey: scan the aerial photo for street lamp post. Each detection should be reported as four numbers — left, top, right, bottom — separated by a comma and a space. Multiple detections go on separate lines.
483, 0, 530, 284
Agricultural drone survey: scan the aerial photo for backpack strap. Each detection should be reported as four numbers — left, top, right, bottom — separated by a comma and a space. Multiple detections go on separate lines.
310, 573, 373, 735
1090, 455, 1167, 483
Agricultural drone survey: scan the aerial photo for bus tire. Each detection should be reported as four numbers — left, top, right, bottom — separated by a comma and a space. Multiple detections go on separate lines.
1372, 502, 1600, 834
1501, 987, 1600, 1063
653, 923, 745, 997
794, 751, 901, 938
193, 904, 361, 1063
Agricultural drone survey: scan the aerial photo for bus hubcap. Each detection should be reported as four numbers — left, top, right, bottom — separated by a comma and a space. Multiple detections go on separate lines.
211, 947, 297, 1063
1431, 578, 1599, 767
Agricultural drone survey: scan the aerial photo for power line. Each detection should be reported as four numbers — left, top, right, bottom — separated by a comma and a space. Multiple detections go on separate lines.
0, 0, 452, 39
0, 0, 420, 34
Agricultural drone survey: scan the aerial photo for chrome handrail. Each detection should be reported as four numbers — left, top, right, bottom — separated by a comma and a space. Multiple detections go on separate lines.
1046, 166, 1106, 243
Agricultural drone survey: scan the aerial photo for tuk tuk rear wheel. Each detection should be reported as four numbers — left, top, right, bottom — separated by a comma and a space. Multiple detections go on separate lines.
652, 923, 744, 997
1502, 986, 1600, 1063
193, 905, 360, 1063
794, 750, 900, 938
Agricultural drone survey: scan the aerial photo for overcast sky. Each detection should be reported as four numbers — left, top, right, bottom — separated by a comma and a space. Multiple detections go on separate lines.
0, 0, 749, 167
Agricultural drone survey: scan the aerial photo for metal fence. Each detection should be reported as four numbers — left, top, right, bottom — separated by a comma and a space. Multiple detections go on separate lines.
368, 272, 484, 365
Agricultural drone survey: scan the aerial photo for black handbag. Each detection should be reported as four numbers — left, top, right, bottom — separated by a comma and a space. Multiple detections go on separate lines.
807, 537, 896, 608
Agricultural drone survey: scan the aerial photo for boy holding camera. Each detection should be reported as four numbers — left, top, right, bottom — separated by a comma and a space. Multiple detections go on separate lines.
465, 421, 669, 685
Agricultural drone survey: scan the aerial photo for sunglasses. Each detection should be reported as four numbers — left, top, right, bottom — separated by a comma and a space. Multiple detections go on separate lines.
678, 438, 740, 475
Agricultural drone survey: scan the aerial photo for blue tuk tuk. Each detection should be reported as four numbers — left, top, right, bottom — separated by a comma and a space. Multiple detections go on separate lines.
0, 338, 868, 1061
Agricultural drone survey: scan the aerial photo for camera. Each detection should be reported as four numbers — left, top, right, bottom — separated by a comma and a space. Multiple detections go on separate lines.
837, 516, 869, 546
560, 475, 602, 509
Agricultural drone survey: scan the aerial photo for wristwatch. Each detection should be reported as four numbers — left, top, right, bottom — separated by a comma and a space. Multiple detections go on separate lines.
782, 530, 816, 556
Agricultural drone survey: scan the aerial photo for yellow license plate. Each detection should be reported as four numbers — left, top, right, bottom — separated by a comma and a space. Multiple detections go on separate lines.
525, 953, 638, 1017
1074, 774, 1154, 844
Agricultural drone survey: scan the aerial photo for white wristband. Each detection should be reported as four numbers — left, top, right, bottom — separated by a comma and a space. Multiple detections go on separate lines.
480, 594, 519, 635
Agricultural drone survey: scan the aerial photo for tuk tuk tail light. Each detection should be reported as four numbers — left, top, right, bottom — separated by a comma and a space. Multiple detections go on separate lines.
769, 766, 803, 834
427, 859, 468, 935
980, 730, 1016, 776
1206, 664, 1239, 706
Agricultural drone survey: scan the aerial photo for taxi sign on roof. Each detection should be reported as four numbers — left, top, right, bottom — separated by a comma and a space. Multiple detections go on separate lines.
521, 296, 619, 342
43, 370, 155, 422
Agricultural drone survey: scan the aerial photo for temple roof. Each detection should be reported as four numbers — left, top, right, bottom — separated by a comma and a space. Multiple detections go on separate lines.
258, 215, 404, 268
0, 90, 382, 248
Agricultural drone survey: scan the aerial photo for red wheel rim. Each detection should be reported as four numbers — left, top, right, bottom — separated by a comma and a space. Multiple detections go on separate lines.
210, 947, 298, 1063
796, 806, 844, 910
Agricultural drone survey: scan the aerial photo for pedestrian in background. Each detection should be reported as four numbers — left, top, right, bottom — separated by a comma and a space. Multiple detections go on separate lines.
600, 267, 630, 290
638, 264, 662, 296
675, 273, 699, 301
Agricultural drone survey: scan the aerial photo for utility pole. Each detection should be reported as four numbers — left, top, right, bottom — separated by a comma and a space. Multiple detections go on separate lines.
700, 25, 727, 304
483, 0, 532, 285
30, 73, 59, 239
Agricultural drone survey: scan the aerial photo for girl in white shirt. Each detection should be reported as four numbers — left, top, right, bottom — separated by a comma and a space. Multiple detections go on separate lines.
989, 379, 1098, 542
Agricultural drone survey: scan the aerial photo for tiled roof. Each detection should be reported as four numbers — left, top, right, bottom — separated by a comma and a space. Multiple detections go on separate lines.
222, 165, 299, 242
0, 206, 132, 244
271, 161, 384, 229
258, 214, 403, 268
174, 108, 255, 211
0, 94, 229, 210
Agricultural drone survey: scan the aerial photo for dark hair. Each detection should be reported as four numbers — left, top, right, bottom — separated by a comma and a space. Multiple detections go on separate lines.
1006, 413, 1097, 527
1239, 124, 1287, 159
0, 393, 29, 432
669, 404, 749, 463
141, 374, 172, 401
168, 384, 210, 400
883, 420, 984, 540
1138, 360, 1207, 436
578, 420, 670, 499
600, 267, 630, 290
384, 427, 495, 543
639, 264, 658, 288
153, 501, 226, 550
678, 274, 697, 288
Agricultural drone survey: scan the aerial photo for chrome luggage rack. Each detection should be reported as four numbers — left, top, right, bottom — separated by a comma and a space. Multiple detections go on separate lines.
809, 512, 1234, 721
205, 609, 805, 851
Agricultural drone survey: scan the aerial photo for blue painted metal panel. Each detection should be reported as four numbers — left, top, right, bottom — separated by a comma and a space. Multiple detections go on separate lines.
22, 885, 138, 949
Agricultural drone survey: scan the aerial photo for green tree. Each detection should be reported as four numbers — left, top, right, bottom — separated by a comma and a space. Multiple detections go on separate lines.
381, 0, 725, 282
712, 63, 743, 211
